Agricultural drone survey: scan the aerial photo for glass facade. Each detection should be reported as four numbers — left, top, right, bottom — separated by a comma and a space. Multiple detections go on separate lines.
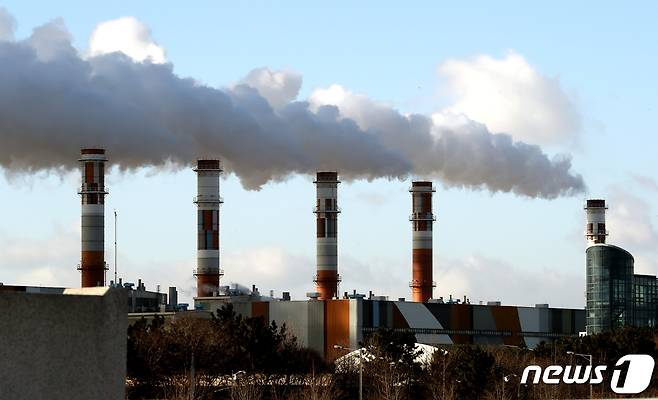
586, 245, 634, 335
633, 274, 657, 327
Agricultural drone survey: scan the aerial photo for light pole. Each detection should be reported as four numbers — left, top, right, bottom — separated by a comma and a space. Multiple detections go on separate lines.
334, 344, 363, 400
113, 209, 118, 285
439, 348, 449, 400
567, 351, 593, 399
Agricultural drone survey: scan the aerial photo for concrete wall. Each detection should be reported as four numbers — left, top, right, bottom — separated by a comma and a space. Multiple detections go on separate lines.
0, 287, 127, 400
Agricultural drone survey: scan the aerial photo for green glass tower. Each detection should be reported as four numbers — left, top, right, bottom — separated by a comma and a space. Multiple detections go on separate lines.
586, 244, 634, 334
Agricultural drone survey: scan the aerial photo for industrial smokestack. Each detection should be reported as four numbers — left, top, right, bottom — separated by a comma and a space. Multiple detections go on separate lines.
193, 159, 223, 297
78, 148, 108, 287
585, 199, 607, 245
410, 181, 436, 302
314, 172, 340, 300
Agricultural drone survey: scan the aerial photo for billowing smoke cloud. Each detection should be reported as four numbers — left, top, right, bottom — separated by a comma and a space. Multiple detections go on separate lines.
239, 67, 302, 109
88, 16, 166, 63
310, 85, 584, 197
0, 7, 16, 41
0, 15, 586, 198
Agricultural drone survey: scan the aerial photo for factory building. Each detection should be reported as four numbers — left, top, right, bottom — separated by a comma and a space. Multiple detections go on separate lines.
633, 274, 657, 327
586, 244, 634, 333
585, 199, 658, 334
1, 280, 173, 313
195, 297, 584, 360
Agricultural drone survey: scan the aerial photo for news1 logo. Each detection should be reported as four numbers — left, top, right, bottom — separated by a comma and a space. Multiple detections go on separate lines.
521, 354, 655, 394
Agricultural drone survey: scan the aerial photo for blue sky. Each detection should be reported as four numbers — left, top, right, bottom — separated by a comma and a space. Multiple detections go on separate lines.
1, 2, 657, 307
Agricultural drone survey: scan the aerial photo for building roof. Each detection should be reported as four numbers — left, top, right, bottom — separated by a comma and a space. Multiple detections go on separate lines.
586, 243, 634, 260
335, 343, 438, 371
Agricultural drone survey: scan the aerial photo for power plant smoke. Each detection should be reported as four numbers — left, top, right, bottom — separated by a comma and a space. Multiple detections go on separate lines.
0, 18, 586, 198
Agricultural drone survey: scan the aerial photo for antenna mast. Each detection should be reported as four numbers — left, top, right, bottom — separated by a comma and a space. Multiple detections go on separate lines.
114, 209, 118, 285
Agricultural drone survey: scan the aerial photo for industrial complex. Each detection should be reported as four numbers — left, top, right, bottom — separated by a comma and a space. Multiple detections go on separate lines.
5, 148, 658, 360
584, 199, 658, 334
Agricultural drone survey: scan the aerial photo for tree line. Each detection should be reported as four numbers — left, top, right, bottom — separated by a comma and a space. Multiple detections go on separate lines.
126, 305, 658, 399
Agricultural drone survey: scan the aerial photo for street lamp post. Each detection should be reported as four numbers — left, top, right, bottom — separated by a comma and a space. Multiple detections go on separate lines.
439, 349, 449, 400
335, 344, 363, 400
567, 351, 593, 399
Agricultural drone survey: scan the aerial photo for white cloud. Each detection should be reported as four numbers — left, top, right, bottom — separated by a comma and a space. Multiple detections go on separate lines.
630, 174, 658, 193
88, 17, 166, 63
437, 51, 581, 146
0, 7, 16, 41
331, 252, 583, 308
223, 246, 312, 300
606, 187, 658, 275
240, 67, 302, 109
435, 254, 584, 308
608, 188, 658, 251
0, 222, 80, 287
0, 219, 585, 307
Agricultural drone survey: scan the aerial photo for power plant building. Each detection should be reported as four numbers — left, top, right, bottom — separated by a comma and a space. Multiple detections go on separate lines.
586, 244, 634, 333
633, 274, 658, 328
585, 199, 658, 334
195, 297, 585, 360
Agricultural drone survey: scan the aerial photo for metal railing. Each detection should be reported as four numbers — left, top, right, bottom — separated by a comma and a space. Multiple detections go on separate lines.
409, 185, 436, 192
409, 213, 436, 221
193, 195, 224, 204
409, 280, 437, 288
584, 230, 609, 235
76, 262, 109, 271
193, 268, 225, 276
78, 186, 109, 194
313, 206, 341, 213
361, 327, 578, 338
313, 274, 342, 283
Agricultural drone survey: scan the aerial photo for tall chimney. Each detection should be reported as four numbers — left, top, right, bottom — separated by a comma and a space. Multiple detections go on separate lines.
585, 199, 607, 245
78, 148, 108, 287
314, 172, 340, 300
193, 159, 223, 297
409, 181, 435, 302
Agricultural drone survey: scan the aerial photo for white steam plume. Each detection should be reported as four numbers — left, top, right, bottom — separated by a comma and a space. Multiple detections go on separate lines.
0, 7, 16, 41
0, 16, 586, 198
88, 16, 166, 63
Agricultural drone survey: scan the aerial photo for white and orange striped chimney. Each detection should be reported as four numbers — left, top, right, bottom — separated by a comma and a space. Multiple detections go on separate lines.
585, 199, 607, 245
409, 181, 435, 302
314, 172, 341, 300
78, 148, 108, 287
193, 159, 223, 297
